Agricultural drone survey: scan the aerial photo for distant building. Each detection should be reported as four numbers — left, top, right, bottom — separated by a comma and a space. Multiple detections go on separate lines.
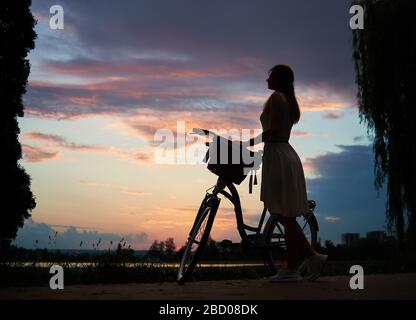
342, 233, 360, 246
366, 231, 386, 242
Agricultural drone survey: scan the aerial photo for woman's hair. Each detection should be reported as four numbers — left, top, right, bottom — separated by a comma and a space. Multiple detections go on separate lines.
265, 64, 301, 124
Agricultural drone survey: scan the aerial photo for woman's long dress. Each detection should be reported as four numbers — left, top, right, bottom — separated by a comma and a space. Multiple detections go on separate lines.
260, 93, 309, 217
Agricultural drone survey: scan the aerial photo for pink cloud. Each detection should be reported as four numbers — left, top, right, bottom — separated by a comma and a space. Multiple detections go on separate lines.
41, 57, 254, 80
21, 144, 60, 162
120, 189, 153, 197
23, 131, 153, 165
298, 95, 348, 111
292, 131, 312, 138
25, 132, 67, 144
24, 131, 107, 152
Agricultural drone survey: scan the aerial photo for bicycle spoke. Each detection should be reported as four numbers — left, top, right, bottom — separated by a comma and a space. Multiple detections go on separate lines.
197, 217, 208, 240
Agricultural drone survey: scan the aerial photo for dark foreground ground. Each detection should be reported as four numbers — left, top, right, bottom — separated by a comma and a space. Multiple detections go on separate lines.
1, 273, 416, 300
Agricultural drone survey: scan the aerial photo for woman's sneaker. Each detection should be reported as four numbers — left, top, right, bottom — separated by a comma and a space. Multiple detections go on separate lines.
297, 259, 308, 273
269, 268, 303, 283
304, 253, 328, 281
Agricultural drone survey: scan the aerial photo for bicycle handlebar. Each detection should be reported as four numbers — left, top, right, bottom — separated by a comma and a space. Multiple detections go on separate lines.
190, 128, 217, 137
190, 128, 263, 156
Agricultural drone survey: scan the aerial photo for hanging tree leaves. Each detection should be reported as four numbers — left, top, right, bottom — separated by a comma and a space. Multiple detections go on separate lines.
352, 0, 416, 248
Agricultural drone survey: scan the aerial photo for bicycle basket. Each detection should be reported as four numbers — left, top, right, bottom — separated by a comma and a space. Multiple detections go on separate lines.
203, 136, 255, 185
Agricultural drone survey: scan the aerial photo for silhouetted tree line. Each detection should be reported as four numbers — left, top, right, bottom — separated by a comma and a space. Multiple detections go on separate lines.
145, 237, 177, 261
316, 238, 399, 261
1, 245, 138, 263
0, 1, 37, 250
352, 0, 416, 249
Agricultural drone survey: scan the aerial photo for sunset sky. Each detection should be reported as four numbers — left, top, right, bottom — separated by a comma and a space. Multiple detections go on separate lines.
14, 0, 387, 250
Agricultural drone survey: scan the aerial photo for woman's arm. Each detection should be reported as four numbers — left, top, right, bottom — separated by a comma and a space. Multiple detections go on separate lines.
242, 92, 283, 146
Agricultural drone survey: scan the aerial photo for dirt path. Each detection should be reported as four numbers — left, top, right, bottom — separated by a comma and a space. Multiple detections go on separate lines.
1, 273, 416, 300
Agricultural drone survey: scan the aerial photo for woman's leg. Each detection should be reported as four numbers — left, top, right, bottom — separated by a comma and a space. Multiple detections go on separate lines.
278, 215, 315, 269
294, 220, 315, 259
279, 216, 299, 269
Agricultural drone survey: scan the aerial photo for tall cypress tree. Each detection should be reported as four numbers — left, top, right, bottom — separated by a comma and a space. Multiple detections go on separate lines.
0, 0, 37, 249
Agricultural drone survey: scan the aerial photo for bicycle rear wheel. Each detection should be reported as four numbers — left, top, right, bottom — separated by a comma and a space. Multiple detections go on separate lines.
263, 212, 318, 275
177, 196, 219, 284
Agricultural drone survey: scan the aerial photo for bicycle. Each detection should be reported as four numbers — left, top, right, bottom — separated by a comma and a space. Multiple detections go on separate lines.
177, 128, 319, 284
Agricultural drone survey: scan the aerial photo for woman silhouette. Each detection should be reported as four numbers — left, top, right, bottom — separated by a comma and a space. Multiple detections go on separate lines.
242, 65, 327, 282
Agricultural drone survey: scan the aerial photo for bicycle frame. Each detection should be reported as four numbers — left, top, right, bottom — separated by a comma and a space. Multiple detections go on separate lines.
206, 176, 268, 241
205, 175, 319, 240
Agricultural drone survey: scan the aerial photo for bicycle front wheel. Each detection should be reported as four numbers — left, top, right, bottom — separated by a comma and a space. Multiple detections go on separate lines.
177, 196, 218, 284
